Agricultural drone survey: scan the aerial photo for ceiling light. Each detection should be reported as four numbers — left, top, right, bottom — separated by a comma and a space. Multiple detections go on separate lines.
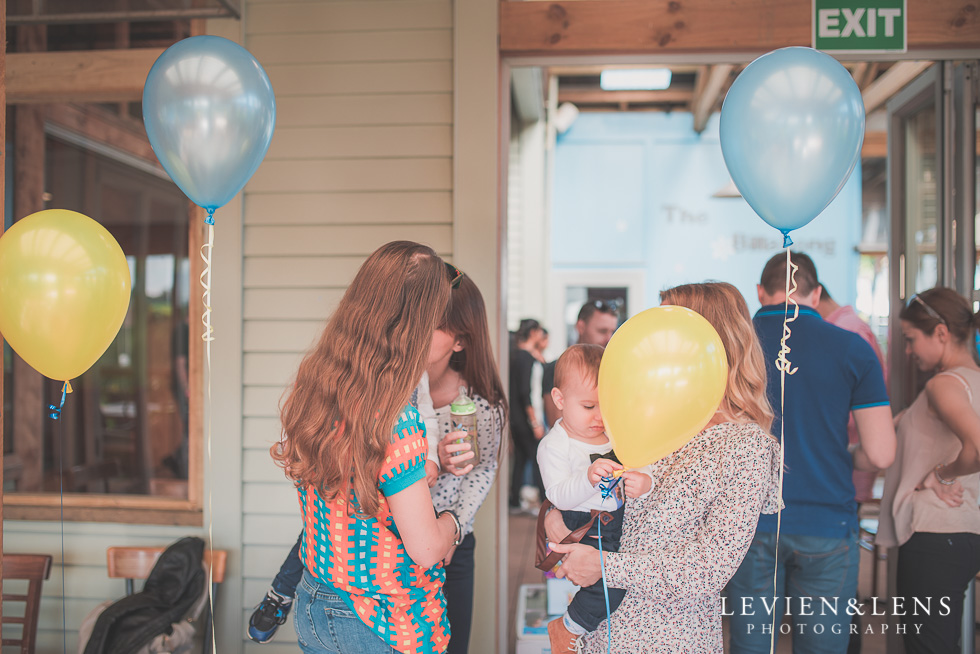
600, 68, 672, 91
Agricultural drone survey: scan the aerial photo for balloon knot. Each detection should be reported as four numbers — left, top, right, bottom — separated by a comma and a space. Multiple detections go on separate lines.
782, 232, 793, 248
205, 208, 216, 226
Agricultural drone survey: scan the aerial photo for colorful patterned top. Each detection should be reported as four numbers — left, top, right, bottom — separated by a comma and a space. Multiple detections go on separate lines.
297, 405, 449, 654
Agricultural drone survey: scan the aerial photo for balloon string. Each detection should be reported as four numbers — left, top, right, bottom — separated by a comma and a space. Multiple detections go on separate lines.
58, 398, 67, 654
48, 379, 73, 652
597, 476, 622, 654
200, 222, 217, 653
769, 248, 796, 653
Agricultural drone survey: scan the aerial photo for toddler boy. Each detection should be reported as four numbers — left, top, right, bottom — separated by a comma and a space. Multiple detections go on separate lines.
536, 344, 653, 652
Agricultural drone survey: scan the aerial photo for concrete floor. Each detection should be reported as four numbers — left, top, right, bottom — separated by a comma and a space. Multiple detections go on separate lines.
506, 510, 979, 654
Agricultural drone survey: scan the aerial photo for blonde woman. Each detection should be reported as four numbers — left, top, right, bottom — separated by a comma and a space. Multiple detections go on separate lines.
548, 282, 782, 653
272, 241, 461, 654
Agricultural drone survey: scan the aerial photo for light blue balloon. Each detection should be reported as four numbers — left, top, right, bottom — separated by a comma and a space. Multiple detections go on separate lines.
720, 47, 864, 244
143, 35, 276, 219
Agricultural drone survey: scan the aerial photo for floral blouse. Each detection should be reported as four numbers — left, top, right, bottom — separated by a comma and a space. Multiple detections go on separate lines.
584, 421, 782, 654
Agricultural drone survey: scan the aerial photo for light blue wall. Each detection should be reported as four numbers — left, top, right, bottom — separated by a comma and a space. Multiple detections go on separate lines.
552, 112, 862, 313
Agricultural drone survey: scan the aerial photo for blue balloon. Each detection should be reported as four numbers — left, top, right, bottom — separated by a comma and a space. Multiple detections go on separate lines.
143, 36, 276, 220
719, 47, 864, 244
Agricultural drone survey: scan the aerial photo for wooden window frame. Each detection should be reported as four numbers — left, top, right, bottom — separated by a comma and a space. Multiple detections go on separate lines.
3, 37, 206, 526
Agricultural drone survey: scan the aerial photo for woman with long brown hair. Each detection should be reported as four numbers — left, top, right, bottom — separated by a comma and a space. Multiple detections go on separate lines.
272, 240, 462, 654
547, 281, 781, 653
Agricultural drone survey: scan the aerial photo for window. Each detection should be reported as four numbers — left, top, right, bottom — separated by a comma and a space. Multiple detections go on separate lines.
3, 100, 203, 524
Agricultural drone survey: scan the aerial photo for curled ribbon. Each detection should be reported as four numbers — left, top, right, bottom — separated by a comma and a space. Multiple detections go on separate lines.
598, 473, 623, 501
47, 381, 73, 420
769, 246, 797, 647
774, 250, 800, 377
199, 219, 218, 654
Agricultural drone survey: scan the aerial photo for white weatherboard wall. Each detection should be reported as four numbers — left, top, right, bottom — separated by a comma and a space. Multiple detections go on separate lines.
241, 1, 454, 652
4, 0, 502, 653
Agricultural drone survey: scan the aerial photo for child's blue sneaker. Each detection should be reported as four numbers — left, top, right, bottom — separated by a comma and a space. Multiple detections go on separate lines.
247, 590, 292, 643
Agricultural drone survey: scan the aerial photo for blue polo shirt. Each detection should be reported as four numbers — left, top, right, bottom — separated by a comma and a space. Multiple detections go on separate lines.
754, 305, 889, 538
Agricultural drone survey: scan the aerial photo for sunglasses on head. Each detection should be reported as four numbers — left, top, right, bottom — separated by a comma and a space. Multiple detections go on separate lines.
588, 298, 620, 314
445, 262, 464, 289
909, 294, 946, 325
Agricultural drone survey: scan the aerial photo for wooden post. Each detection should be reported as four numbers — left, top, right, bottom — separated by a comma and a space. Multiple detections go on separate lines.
1, 0, 7, 632
12, 25, 47, 493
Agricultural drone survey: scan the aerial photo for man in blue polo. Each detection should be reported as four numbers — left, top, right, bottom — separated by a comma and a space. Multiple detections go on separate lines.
727, 252, 896, 654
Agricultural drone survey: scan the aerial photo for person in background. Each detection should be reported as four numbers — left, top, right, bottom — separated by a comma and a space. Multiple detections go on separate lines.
543, 300, 620, 429
534, 327, 550, 363
878, 287, 980, 654
510, 319, 547, 512
727, 252, 896, 654
817, 283, 888, 506
270, 241, 461, 654
547, 282, 781, 653
816, 282, 889, 654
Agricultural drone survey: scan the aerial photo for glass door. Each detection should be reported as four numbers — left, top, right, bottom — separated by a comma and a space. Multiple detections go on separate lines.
888, 62, 979, 408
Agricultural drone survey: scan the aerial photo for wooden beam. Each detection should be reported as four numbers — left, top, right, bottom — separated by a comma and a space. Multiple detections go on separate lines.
557, 88, 693, 105
7, 48, 163, 103
691, 64, 733, 133
500, 0, 980, 57
850, 62, 869, 88
863, 61, 934, 115
46, 104, 160, 166
862, 130, 887, 159
859, 62, 881, 89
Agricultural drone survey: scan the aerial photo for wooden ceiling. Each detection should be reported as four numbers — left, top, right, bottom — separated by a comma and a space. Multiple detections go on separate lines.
540, 61, 936, 157
553, 61, 927, 123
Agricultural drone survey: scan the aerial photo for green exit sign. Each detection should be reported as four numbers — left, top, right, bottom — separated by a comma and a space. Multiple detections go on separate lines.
813, 1, 907, 53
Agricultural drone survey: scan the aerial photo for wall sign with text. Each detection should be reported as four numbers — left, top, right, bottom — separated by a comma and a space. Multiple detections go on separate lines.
813, 0, 907, 53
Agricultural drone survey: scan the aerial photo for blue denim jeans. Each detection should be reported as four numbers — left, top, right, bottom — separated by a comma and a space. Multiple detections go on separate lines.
294, 570, 397, 654
725, 530, 860, 654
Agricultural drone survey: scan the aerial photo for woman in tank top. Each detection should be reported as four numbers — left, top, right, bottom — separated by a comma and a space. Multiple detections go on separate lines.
879, 287, 980, 654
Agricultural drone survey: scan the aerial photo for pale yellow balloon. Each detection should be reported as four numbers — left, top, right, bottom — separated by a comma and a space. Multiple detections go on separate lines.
598, 306, 728, 469
0, 209, 131, 381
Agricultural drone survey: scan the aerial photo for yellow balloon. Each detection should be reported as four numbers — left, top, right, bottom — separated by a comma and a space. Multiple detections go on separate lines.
598, 306, 728, 468
0, 209, 131, 381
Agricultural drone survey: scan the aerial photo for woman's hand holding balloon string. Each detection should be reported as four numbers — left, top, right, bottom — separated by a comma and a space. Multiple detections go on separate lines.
549, 541, 602, 587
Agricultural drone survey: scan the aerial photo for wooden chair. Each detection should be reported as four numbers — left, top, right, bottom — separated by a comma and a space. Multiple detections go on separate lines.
2, 553, 53, 654
106, 546, 227, 654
